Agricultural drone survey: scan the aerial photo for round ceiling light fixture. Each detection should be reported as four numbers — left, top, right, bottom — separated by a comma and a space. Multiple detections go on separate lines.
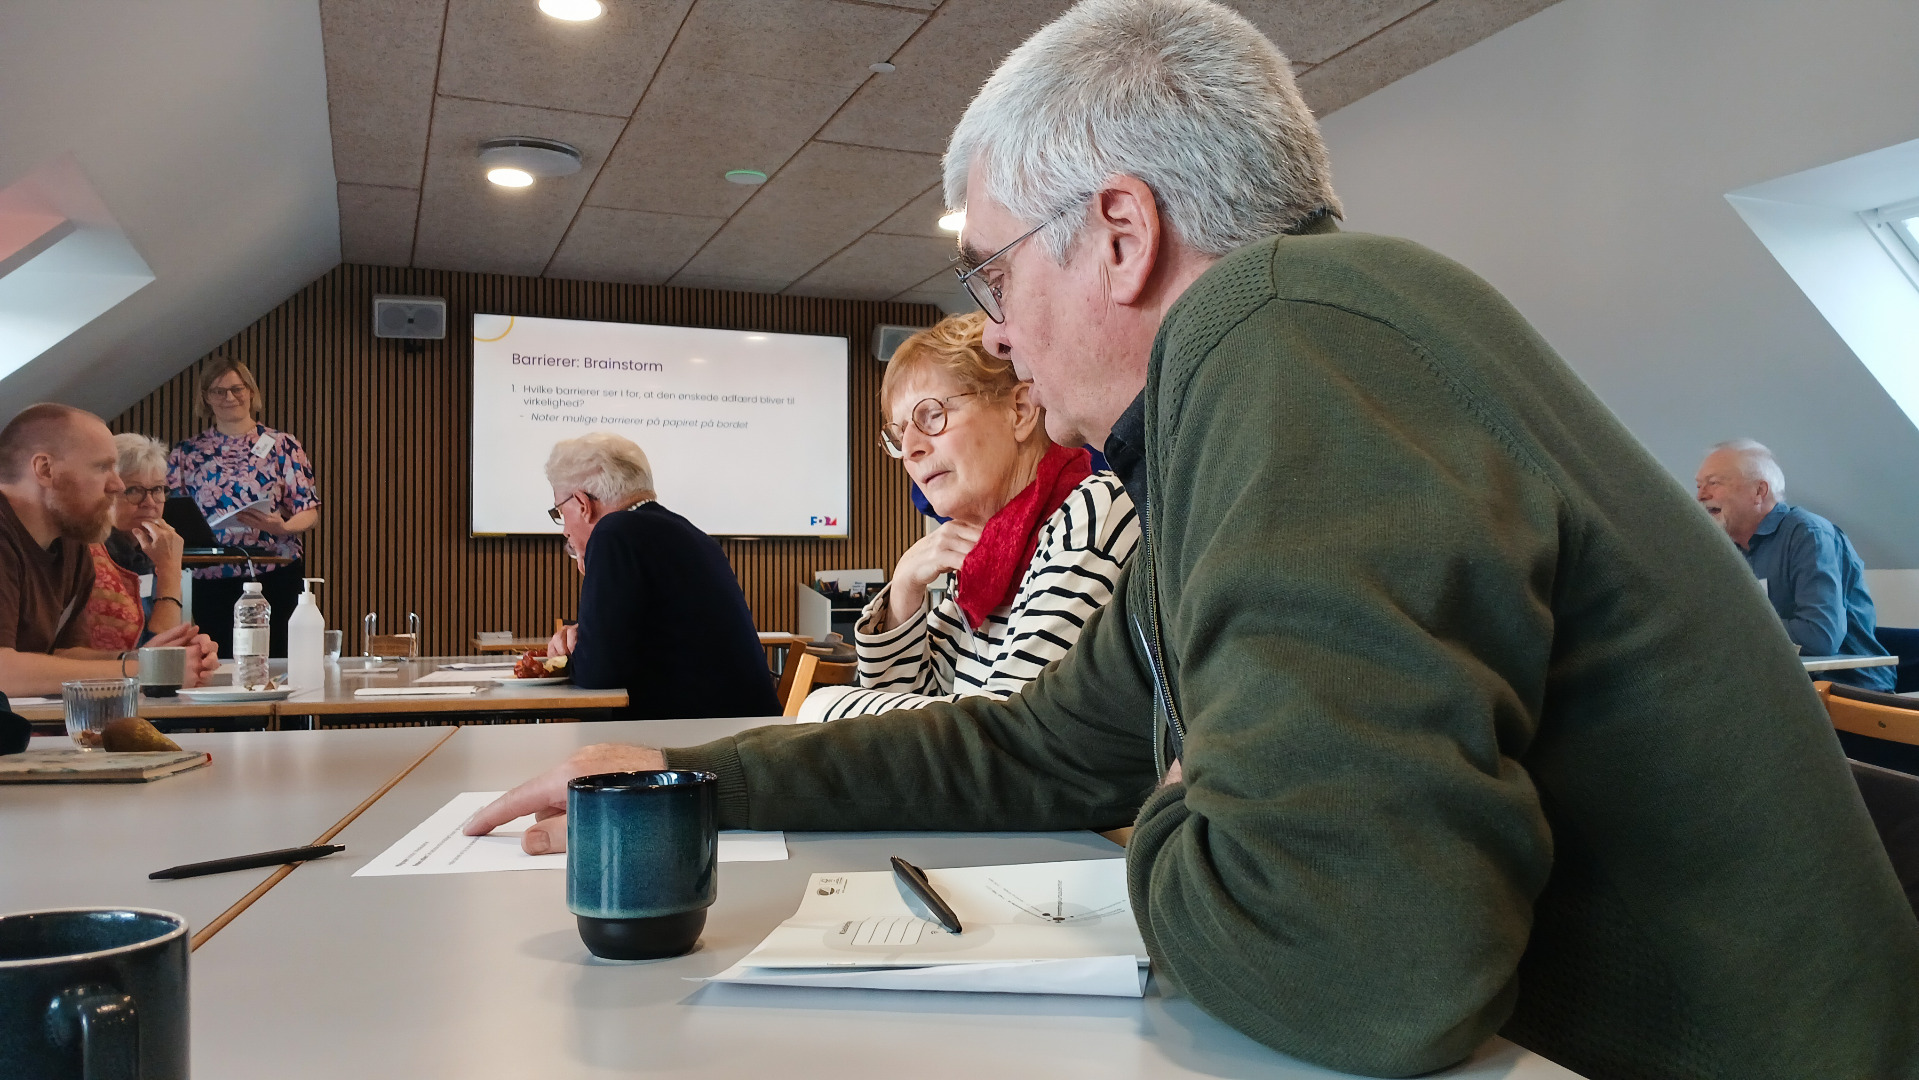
869, 61, 896, 73
937, 209, 965, 233
539, 0, 605, 20
479, 137, 583, 187
724, 169, 768, 185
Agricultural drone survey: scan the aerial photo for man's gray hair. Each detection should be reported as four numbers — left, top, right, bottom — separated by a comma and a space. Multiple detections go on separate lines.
943, 0, 1341, 260
113, 433, 168, 481
1712, 438, 1787, 499
545, 432, 656, 503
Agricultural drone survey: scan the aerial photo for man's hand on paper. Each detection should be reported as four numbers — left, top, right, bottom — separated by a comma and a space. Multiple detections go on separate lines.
461, 743, 666, 853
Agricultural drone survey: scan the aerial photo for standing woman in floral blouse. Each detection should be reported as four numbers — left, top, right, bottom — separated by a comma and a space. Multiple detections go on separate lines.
167, 358, 320, 658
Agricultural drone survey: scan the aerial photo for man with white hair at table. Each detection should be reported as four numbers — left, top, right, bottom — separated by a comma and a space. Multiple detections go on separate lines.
1695, 438, 1894, 690
542, 432, 778, 721
468, 2, 1919, 1076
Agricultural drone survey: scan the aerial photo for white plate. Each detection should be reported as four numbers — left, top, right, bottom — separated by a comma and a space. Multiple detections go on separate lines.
492, 675, 570, 687
175, 686, 297, 703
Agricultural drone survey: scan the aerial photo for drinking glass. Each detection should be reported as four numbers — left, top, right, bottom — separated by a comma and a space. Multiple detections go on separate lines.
64, 678, 140, 750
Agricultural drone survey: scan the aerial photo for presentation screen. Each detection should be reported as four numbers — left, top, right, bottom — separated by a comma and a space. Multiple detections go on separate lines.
470, 313, 849, 537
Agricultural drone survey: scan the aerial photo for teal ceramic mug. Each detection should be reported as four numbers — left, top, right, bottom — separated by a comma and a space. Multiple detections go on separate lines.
0, 907, 189, 1079
567, 770, 718, 961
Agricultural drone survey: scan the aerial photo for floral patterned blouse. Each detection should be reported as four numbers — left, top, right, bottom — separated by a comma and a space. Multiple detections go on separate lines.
167, 424, 320, 580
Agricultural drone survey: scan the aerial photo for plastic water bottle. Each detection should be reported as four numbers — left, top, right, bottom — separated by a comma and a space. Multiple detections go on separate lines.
286, 577, 326, 691
233, 582, 272, 689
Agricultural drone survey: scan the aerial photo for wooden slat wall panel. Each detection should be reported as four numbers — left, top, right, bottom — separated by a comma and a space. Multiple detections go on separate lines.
110, 264, 938, 656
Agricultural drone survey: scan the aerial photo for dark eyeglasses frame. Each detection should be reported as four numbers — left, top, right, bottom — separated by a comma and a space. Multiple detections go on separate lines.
953, 197, 1089, 323
880, 392, 981, 458
117, 485, 169, 505
548, 491, 591, 525
205, 385, 250, 401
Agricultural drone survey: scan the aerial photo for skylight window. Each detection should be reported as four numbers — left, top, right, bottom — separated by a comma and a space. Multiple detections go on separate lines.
1863, 195, 1919, 288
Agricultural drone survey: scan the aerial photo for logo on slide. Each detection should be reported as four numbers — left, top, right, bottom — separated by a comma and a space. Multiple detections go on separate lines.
810, 515, 839, 527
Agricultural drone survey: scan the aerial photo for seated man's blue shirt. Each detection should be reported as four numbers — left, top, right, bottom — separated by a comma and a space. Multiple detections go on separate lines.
1743, 502, 1894, 691
570, 502, 781, 720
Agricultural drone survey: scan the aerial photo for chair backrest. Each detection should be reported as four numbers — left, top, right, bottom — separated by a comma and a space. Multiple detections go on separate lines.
1849, 759, 1919, 918
781, 652, 857, 717
1875, 626, 1919, 694
1817, 680, 1919, 747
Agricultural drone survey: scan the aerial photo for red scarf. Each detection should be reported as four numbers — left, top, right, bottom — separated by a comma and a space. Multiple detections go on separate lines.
954, 444, 1093, 629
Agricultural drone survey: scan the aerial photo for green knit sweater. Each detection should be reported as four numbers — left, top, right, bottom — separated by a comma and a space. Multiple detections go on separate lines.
668, 227, 1919, 1079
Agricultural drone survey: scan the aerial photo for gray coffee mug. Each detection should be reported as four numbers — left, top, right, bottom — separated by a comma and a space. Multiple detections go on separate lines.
0, 908, 189, 1079
567, 770, 718, 961
136, 647, 187, 698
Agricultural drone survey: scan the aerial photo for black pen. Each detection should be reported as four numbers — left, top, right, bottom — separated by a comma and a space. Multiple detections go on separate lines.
150, 844, 345, 880
890, 856, 963, 934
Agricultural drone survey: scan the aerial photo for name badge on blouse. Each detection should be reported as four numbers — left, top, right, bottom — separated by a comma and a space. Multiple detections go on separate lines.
251, 433, 276, 458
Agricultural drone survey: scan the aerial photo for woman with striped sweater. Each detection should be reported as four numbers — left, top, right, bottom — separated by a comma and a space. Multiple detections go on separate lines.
799, 313, 1138, 722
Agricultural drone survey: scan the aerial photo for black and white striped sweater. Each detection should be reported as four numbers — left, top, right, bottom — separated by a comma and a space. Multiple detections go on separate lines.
798, 473, 1138, 722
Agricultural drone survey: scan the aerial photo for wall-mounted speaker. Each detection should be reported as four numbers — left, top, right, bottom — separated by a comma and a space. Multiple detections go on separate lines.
872, 324, 927, 362
373, 294, 447, 340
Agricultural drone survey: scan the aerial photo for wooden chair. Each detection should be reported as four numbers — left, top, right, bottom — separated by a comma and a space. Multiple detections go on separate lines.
1815, 681, 1919, 915
781, 652, 857, 717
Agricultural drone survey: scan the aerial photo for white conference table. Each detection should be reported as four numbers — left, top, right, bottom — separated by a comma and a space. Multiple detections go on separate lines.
1802, 654, 1901, 673
0, 726, 447, 934
190, 720, 1581, 1080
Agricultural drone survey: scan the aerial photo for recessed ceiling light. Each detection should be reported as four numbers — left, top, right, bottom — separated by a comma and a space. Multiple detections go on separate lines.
478, 137, 582, 187
870, 61, 896, 73
744, 334, 767, 341
724, 169, 768, 185
937, 210, 965, 233
539, 0, 605, 20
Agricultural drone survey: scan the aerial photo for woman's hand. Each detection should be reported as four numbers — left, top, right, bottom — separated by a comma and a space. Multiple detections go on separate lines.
234, 508, 288, 535
131, 519, 184, 575
888, 522, 981, 629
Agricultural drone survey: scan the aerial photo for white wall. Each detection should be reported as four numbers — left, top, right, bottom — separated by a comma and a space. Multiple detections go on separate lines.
1317, 0, 1919, 567
0, 1, 339, 419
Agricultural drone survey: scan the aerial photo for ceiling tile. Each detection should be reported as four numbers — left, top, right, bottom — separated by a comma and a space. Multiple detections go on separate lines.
891, 268, 975, 315
584, 67, 851, 218
818, 0, 1072, 156
668, 0, 927, 91
337, 183, 418, 266
1297, 0, 1563, 116
318, 0, 444, 188
784, 233, 957, 300
546, 207, 723, 284
1228, 1, 1430, 66
436, 0, 694, 116
872, 184, 952, 239
411, 97, 627, 277
665, 270, 793, 294
670, 140, 940, 292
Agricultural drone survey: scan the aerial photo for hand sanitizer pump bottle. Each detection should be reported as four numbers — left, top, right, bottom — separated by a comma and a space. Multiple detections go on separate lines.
288, 577, 327, 691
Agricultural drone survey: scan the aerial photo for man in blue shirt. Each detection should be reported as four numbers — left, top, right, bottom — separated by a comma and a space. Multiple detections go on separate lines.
1695, 439, 1894, 690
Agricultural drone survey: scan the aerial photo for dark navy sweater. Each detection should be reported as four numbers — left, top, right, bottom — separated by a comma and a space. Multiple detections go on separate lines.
570, 502, 779, 720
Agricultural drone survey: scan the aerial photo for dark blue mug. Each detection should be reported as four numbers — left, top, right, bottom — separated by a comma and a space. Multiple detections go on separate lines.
567, 770, 718, 960
0, 907, 189, 1079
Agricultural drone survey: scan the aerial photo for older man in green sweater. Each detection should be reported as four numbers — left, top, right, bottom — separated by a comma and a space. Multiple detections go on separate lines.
469, 1, 1919, 1076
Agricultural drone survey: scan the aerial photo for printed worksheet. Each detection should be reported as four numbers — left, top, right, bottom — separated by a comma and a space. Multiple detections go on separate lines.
353, 790, 786, 877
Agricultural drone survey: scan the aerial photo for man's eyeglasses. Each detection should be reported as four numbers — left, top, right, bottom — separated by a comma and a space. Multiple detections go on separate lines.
880, 392, 980, 458
547, 491, 588, 525
205, 385, 250, 401
953, 197, 1088, 323
118, 485, 168, 505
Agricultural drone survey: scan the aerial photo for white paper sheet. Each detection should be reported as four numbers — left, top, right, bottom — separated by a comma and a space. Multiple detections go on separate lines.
702, 955, 1147, 997
353, 790, 786, 877
411, 669, 505, 684
206, 497, 274, 528
353, 685, 485, 698
9, 695, 60, 705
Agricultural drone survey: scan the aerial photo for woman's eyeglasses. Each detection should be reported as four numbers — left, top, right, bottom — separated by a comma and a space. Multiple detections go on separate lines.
205, 385, 250, 401
880, 392, 980, 458
118, 485, 168, 505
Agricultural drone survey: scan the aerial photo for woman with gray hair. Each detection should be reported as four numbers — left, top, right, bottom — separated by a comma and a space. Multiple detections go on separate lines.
542, 431, 778, 721
83, 433, 186, 651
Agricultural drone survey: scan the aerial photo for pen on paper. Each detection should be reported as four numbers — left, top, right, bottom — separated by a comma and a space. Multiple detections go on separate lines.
890, 856, 963, 934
